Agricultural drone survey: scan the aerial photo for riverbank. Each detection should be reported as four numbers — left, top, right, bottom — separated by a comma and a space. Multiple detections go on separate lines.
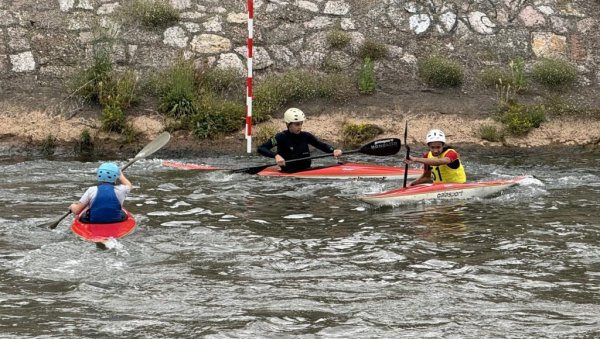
1, 90, 599, 160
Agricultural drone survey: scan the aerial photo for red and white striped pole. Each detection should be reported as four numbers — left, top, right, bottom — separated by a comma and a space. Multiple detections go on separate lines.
245, 0, 254, 153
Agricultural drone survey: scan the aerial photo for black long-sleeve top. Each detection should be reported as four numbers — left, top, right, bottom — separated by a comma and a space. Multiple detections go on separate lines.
257, 130, 335, 172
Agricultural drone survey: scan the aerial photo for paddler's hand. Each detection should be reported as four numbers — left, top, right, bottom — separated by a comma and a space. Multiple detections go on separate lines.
333, 149, 342, 157
275, 154, 286, 167
404, 155, 415, 165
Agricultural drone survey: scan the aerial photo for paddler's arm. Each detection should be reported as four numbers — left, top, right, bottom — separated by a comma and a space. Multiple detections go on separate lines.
406, 155, 452, 167
257, 136, 286, 167
69, 202, 87, 215
308, 133, 342, 157
118, 173, 133, 191
69, 187, 93, 215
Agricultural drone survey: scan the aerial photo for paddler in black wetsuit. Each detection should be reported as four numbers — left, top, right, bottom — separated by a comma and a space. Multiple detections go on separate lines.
257, 108, 343, 173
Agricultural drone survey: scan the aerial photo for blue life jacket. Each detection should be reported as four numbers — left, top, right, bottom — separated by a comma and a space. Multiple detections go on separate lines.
89, 183, 122, 223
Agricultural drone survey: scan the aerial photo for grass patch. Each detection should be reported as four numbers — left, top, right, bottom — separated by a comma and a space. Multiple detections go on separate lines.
358, 39, 388, 61
121, 0, 179, 30
478, 124, 504, 142
480, 66, 513, 88
532, 58, 578, 91
418, 55, 464, 88
544, 96, 600, 119
196, 67, 244, 96
192, 93, 245, 139
253, 122, 279, 146
253, 70, 356, 122
76, 128, 94, 154
480, 58, 527, 93
326, 29, 351, 49
317, 73, 357, 104
357, 57, 376, 94
69, 31, 138, 133
499, 103, 546, 136
341, 122, 383, 147
40, 134, 57, 156
156, 59, 199, 118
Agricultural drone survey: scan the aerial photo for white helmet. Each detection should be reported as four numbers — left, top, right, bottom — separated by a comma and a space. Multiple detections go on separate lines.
426, 129, 446, 144
284, 108, 306, 124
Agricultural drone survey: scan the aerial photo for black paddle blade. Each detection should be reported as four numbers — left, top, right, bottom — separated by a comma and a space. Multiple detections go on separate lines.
359, 138, 401, 156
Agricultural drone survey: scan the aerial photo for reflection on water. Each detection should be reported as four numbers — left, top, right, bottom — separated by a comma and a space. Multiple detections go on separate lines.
0, 148, 599, 337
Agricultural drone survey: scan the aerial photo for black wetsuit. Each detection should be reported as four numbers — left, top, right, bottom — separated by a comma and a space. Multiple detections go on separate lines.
257, 130, 335, 172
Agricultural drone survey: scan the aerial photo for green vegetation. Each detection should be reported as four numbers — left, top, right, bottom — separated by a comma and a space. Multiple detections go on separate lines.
41, 134, 57, 156
357, 57, 376, 94
532, 58, 578, 91
157, 60, 198, 118
77, 128, 94, 153
543, 96, 600, 119
481, 66, 513, 88
478, 124, 504, 142
253, 123, 278, 146
482, 58, 527, 93
499, 103, 545, 136
358, 39, 388, 61
342, 122, 383, 147
253, 70, 355, 122
510, 58, 527, 93
70, 31, 138, 134
121, 0, 179, 30
192, 93, 245, 139
326, 29, 351, 49
418, 55, 464, 88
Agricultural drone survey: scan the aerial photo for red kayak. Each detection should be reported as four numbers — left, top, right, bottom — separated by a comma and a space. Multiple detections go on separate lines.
71, 209, 137, 244
256, 163, 422, 179
162, 160, 421, 179
360, 176, 527, 206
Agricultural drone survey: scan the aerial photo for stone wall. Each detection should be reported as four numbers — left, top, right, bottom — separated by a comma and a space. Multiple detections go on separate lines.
1, 0, 599, 93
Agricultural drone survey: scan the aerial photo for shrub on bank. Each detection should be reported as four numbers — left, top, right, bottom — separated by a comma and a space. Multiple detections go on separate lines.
41, 134, 57, 156
70, 36, 138, 134
478, 124, 504, 142
342, 122, 383, 147
317, 73, 357, 103
418, 55, 464, 88
480, 58, 527, 93
192, 93, 245, 139
156, 60, 198, 118
499, 103, 545, 136
77, 128, 94, 154
532, 58, 578, 91
253, 70, 356, 122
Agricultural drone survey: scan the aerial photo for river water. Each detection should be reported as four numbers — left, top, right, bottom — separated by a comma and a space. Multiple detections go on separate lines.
0, 147, 599, 338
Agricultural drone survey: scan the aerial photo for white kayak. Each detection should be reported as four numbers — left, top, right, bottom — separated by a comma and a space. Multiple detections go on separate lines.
360, 176, 527, 206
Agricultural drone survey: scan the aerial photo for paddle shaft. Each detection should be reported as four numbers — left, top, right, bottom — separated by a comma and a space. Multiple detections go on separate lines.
46, 132, 171, 229
403, 120, 410, 188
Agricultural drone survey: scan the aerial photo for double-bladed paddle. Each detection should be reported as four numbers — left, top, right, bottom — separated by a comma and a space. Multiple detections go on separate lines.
402, 121, 410, 188
42, 131, 171, 229
232, 138, 401, 175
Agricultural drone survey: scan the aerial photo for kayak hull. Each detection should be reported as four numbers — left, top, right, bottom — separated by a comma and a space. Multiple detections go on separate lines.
257, 163, 422, 179
71, 209, 136, 243
361, 177, 527, 206
162, 160, 421, 179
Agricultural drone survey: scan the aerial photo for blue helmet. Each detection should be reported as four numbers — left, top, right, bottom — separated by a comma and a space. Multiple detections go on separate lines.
97, 162, 120, 182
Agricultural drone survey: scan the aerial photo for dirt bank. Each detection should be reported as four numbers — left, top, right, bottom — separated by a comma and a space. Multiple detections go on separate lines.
1, 90, 599, 160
